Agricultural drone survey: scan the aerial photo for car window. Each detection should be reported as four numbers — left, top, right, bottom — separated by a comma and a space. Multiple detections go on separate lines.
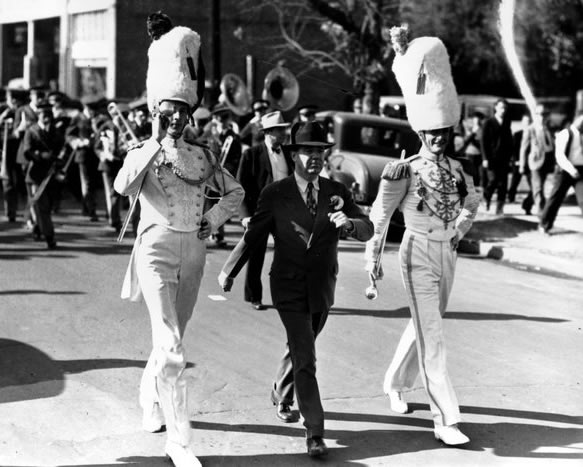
343, 123, 419, 157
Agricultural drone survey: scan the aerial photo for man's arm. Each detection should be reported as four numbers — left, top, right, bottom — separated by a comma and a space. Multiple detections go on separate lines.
363, 162, 410, 273
219, 184, 274, 291
336, 184, 373, 241
556, 129, 580, 179
113, 138, 159, 196
203, 155, 245, 233
454, 164, 480, 240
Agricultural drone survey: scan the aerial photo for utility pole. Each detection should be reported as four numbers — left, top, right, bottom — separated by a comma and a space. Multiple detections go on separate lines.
210, 0, 221, 102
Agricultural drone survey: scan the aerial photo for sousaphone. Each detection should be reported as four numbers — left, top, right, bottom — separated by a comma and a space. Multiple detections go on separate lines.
262, 65, 299, 111
219, 73, 252, 116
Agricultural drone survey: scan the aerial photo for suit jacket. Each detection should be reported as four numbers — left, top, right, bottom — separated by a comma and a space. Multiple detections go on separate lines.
221, 175, 373, 314
22, 123, 65, 184
236, 142, 293, 218
519, 123, 555, 171
480, 116, 513, 169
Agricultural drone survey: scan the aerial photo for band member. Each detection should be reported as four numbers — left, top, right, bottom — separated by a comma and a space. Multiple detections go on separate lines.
219, 121, 373, 458
22, 103, 66, 249
114, 12, 243, 467
364, 27, 479, 446
1, 87, 30, 223
66, 97, 102, 221
236, 110, 293, 310
95, 119, 124, 232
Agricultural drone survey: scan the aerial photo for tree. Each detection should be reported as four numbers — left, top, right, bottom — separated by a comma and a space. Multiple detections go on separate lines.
238, 0, 401, 114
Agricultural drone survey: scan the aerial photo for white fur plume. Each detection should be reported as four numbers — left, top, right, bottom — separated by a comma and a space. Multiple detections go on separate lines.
146, 26, 201, 112
391, 34, 460, 132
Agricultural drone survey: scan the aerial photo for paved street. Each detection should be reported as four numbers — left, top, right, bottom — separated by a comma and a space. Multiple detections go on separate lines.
0, 201, 582, 467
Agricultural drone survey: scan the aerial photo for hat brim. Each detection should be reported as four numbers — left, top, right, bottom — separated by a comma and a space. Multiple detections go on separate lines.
260, 123, 290, 131
283, 141, 334, 150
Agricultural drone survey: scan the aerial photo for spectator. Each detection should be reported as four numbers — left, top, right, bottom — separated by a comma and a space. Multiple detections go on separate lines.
481, 98, 514, 214
519, 103, 555, 218
236, 110, 292, 310
508, 113, 533, 214
539, 113, 583, 233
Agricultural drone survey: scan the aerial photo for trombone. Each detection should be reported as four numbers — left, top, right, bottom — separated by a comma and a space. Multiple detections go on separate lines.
108, 102, 141, 243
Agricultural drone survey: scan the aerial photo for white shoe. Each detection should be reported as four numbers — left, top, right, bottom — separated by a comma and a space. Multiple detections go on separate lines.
387, 390, 408, 414
142, 402, 164, 433
165, 441, 202, 467
434, 424, 470, 445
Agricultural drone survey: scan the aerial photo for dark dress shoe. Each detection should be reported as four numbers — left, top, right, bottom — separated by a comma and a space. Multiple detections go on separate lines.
251, 301, 266, 310
276, 403, 298, 423
307, 437, 329, 457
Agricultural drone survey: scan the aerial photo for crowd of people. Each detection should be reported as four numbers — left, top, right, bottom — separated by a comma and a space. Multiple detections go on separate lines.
455, 98, 583, 232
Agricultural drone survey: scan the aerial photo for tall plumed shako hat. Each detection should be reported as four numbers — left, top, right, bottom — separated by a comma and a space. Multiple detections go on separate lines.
146, 12, 205, 113
390, 26, 460, 132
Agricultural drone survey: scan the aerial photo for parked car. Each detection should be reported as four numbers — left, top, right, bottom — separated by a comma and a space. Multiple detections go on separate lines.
316, 111, 421, 240
317, 111, 420, 205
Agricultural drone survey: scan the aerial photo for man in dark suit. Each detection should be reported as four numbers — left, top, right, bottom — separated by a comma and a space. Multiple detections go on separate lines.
236, 110, 293, 310
22, 103, 66, 249
219, 121, 373, 458
481, 98, 514, 214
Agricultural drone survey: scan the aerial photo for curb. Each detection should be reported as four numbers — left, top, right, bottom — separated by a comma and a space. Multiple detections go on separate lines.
458, 238, 504, 259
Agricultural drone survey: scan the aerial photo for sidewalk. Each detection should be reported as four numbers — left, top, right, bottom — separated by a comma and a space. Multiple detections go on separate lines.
460, 196, 583, 280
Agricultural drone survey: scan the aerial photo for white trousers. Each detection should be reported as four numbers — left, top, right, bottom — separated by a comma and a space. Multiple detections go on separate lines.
384, 229, 461, 427
136, 225, 206, 446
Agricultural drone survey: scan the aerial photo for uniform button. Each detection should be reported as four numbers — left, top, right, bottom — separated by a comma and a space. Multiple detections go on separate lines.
197, 193, 202, 197
196, 203, 200, 207
198, 155, 203, 160
428, 228, 433, 233
169, 212, 174, 216
169, 203, 174, 207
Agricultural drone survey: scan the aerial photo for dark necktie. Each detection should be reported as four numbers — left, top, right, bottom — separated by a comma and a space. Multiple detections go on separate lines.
306, 182, 317, 217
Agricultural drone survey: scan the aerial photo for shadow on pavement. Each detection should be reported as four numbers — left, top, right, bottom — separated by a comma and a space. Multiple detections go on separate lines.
0, 289, 86, 295
329, 306, 568, 323
0, 338, 182, 404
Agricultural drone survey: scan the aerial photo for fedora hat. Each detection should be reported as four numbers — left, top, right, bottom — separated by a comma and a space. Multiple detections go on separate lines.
283, 121, 334, 150
260, 111, 290, 131
211, 101, 231, 115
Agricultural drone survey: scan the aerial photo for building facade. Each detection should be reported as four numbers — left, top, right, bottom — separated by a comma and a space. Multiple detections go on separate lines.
0, 0, 351, 111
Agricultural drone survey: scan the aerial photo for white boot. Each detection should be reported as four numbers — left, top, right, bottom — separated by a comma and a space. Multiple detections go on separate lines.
434, 424, 470, 446
165, 441, 202, 467
387, 390, 408, 414
142, 402, 164, 433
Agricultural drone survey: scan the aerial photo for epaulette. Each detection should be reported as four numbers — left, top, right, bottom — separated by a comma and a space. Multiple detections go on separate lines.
127, 141, 146, 152
381, 160, 411, 180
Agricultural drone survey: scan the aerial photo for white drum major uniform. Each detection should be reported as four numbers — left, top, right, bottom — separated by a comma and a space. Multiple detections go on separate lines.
114, 12, 243, 467
364, 26, 480, 446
